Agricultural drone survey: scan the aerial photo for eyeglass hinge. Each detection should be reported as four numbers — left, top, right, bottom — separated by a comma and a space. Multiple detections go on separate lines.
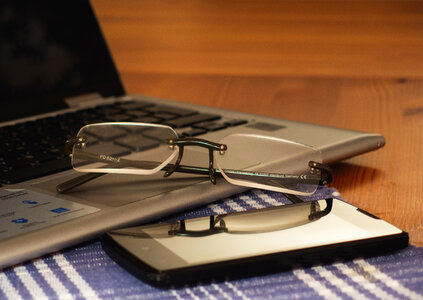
65, 136, 88, 157
309, 161, 333, 185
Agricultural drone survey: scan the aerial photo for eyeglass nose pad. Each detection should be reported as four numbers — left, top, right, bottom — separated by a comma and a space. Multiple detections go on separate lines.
208, 144, 226, 184
163, 145, 183, 178
208, 149, 217, 184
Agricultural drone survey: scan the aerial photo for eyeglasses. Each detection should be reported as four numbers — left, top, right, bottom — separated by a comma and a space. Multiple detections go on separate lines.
56, 122, 332, 197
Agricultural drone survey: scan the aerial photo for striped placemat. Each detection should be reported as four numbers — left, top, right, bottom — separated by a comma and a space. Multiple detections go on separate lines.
1, 187, 422, 299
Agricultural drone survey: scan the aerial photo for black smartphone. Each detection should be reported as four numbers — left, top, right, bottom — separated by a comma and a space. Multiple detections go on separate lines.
101, 199, 408, 286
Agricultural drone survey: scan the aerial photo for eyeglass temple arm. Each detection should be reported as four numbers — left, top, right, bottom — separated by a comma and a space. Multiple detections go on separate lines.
56, 162, 331, 195
284, 193, 304, 204
165, 138, 333, 187
56, 172, 104, 193
56, 147, 216, 193
56, 160, 211, 193
56, 163, 331, 195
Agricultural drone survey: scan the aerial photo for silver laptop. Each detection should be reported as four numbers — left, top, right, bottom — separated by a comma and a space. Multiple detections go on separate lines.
0, 1, 385, 268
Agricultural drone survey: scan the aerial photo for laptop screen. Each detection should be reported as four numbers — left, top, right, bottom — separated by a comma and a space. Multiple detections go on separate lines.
0, 1, 125, 123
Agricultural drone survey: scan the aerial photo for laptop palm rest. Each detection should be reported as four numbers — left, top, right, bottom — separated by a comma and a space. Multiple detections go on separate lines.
33, 173, 209, 207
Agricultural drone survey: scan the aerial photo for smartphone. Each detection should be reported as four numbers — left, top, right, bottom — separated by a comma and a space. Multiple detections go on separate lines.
101, 199, 408, 285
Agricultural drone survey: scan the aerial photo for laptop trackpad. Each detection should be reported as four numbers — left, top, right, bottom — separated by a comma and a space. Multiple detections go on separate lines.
33, 172, 208, 207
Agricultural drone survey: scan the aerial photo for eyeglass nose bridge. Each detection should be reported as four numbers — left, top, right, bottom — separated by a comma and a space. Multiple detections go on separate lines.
163, 138, 227, 184
168, 216, 227, 237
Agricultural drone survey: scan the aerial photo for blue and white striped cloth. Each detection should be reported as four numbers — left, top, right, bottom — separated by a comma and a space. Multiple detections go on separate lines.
1, 188, 422, 299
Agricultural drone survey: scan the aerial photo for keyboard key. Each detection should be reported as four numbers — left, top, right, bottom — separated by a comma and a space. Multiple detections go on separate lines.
131, 116, 162, 124
141, 127, 176, 142
224, 119, 248, 127
105, 113, 134, 122
164, 113, 221, 128
127, 110, 151, 118
153, 112, 178, 121
96, 106, 122, 116
84, 126, 127, 141
193, 122, 227, 132
119, 101, 154, 110
0, 157, 71, 184
180, 128, 207, 137
115, 135, 160, 152
145, 105, 197, 117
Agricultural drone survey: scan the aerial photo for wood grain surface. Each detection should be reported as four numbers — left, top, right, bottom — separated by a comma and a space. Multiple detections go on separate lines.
91, 0, 423, 245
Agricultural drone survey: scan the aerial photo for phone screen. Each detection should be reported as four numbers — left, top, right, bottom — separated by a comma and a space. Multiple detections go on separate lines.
104, 199, 406, 275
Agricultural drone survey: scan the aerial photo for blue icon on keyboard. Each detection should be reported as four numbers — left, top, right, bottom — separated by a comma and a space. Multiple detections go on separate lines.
50, 207, 70, 214
11, 218, 28, 224
22, 200, 38, 205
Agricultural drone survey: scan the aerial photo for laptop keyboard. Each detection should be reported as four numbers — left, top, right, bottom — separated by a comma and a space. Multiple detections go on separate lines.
0, 100, 247, 184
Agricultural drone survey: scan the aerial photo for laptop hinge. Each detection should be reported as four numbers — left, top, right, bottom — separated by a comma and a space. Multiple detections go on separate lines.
64, 93, 103, 108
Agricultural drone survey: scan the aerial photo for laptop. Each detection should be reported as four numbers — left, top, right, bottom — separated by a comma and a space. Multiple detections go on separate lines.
0, 1, 385, 268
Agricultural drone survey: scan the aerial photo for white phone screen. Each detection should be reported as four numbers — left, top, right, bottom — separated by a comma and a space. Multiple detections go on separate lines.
107, 199, 403, 271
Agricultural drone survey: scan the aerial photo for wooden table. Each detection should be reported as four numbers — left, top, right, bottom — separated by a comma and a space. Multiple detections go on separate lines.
91, 0, 423, 246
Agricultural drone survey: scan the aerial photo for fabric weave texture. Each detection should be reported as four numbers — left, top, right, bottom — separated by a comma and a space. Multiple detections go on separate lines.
1, 187, 422, 300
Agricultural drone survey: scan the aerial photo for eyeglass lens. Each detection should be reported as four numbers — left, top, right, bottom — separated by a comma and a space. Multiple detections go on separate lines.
71, 123, 179, 174
215, 134, 322, 195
